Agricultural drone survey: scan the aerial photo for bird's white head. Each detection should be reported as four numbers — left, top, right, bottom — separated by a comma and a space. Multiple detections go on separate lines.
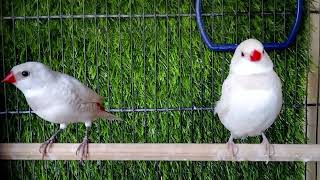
230, 38, 274, 75
1, 61, 55, 93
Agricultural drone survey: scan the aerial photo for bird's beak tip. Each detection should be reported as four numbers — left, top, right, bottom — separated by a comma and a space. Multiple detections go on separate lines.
1, 71, 16, 83
250, 49, 262, 61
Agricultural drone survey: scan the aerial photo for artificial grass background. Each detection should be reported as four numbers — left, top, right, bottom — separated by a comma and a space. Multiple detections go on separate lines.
0, 0, 310, 179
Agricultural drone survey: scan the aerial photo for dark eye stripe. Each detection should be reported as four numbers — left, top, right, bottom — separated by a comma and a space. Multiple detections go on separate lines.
241, 52, 244, 57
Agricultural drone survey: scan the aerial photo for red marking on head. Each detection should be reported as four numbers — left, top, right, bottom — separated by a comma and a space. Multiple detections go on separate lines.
250, 50, 262, 62
96, 103, 105, 111
1, 71, 16, 83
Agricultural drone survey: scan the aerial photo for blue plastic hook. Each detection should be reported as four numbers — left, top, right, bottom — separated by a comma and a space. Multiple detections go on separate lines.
195, 0, 303, 51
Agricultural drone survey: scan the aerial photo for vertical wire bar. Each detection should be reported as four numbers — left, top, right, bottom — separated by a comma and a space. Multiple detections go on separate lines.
200, 0, 207, 174
117, 0, 124, 143
177, 0, 184, 177
142, 1, 147, 143
71, 1, 75, 82
94, 0, 98, 99
191, 0, 196, 144
47, 0, 52, 67
82, 0, 87, 84
90, 0, 95, 174
272, 1, 276, 150
60, 0, 64, 73
210, 0, 215, 139
81, 0, 89, 174
220, 0, 227, 146
117, 0, 126, 176
294, 7, 299, 126
142, 2, 149, 179
70, 0, 78, 178
165, 0, 172, 177
46, 0, 52, 177
209, 0, 215, 176
178, 0, 183, 142
0, 0, 8, 143
129, 0, 135, 143
235, 0, 238, 43
191, 0, 195, 177
165, 0, 170, 144
220, 1, 226, 100
10, 1, 22, 177
55, 0, 63, 176
36, 0, 43, 178
283, 0, 288, 143
104, 1, 113, 177
262, 0, 265, 41
248, 0, 251, 38
44, 0, 51, 153
93, 0, 102, 170
291, 0, 301, 175
153, 0, 159, 142
93, 0, 99, 170
11, 0, 20, 142
22, 0, 27, 177
316, 1, 320, 177
71, 0, 78, 143
1, 0, 12, 178
153, 0, 160, 178
304, 3, 310, 179
200, 6, 205, 179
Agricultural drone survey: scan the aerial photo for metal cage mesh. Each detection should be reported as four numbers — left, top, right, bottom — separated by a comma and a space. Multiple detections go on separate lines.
0, 0, 317, 179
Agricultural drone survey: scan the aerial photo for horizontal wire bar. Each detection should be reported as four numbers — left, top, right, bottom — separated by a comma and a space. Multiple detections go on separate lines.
0, 106, 214, 115
2, 11, 293, 20
0, 143, 319, 161
310, 10, 320, 14
0, 103, 318, 115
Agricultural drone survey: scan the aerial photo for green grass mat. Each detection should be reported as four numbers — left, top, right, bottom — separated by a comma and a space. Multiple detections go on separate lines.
0, 0, 310, 179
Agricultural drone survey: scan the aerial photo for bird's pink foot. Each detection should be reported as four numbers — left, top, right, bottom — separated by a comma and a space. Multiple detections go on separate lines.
226, 136, 238, 158
39, 138, 55, 159
39, 128, 62, 159
262, 133, 274, 159
76, 138, 89, 163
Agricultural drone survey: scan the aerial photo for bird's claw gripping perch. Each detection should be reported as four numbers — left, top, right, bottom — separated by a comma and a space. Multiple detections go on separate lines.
39, 138, 55, 159
262, 133, 275, 161
226, 136, 238, 158
76, 137, 89, 163
39, 128, 61, 159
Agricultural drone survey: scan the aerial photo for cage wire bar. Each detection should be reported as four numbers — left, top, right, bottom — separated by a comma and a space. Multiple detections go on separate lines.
0, 0, 319, 179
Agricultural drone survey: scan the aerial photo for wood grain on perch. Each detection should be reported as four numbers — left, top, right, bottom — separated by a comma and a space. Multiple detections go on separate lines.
0, 143, 319, 161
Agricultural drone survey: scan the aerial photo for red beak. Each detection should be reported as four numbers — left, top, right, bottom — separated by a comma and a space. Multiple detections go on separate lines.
250, 50, 262, 61
1, 71, 16, 83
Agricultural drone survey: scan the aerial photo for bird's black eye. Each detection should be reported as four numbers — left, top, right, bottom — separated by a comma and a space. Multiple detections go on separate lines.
241, 52, 244, 57
21, 71, 29, 77
263, 50, 265, 54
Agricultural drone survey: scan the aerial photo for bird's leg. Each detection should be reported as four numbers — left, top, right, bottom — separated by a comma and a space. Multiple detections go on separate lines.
226, 135, 238, 158
261, 133, 274, 158
76, 125, 90, 163
39, 128, 62, 159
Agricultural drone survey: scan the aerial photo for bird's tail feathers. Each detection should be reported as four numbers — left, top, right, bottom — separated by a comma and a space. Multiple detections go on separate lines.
98, 111, 122, 121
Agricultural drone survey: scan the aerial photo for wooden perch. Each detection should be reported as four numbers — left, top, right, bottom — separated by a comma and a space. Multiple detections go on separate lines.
0, 143, 319, 161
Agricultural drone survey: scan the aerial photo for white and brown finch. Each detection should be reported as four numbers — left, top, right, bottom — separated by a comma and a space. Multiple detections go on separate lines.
2, 61, 120, 161
214, 39, 282, 158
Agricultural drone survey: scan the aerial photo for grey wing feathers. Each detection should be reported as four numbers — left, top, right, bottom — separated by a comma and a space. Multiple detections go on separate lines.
59, 72, 103, 103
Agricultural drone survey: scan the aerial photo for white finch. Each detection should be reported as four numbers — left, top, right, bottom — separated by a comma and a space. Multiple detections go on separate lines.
214, 39, 282, 158
1, 61, 120, 161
